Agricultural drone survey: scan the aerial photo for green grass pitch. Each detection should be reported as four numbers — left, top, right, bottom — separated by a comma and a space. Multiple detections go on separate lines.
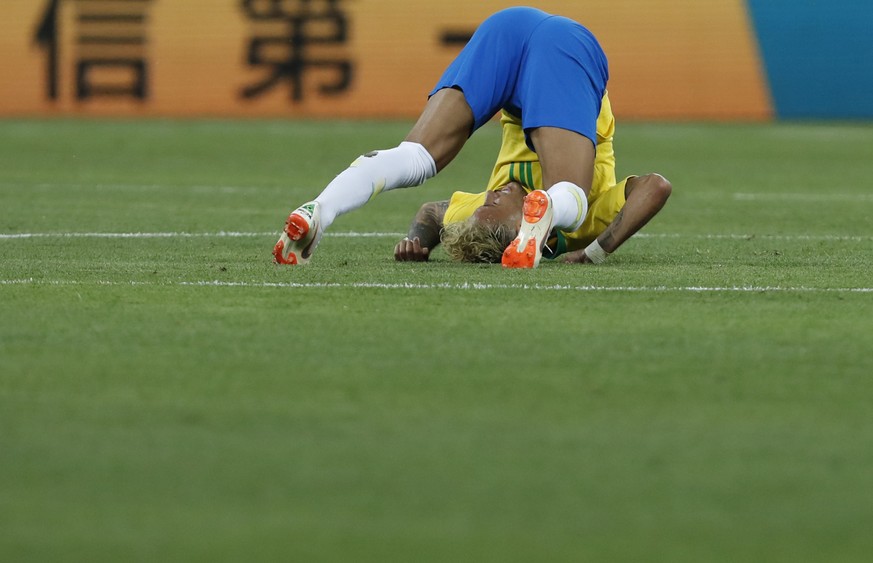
1, 118, 872, 562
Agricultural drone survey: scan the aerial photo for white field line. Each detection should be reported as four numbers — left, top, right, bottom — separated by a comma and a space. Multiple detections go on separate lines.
5, 183, 873, 202
0, 182, 266, 192
0, 231, 404, 239
734, 193, 873, 203
637, 233, 873, 242
2, 278, 872, 294
1, 231, 872, 242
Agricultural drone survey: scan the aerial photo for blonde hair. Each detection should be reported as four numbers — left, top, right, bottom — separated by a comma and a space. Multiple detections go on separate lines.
441, 219, 517, 263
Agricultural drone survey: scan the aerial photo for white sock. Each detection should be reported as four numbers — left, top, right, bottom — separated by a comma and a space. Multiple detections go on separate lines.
314, 141, 437, 229
548, 181, 588, 231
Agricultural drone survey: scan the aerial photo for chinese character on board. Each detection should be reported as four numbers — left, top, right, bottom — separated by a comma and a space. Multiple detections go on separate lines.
240, 0, 354, 102
34, 0, 154, 101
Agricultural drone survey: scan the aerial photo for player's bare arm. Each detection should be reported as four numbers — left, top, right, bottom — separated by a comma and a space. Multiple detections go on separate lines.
563, 173, 672, 264
394, 200, 449, 262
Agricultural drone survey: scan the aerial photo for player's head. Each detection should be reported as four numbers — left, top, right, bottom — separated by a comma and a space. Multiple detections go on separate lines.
441, 182, 526, 262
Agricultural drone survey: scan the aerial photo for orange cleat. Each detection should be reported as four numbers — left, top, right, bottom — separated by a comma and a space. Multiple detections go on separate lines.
273, 201, 323, 265
501, 190, 554, 269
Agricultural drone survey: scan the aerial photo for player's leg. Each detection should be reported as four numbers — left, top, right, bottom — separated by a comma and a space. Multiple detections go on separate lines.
533, 125, 596, 229
273, 142, 437, 265
273, 89, 472, 265
272, 137, 437, 264
531, 127, 596, 198
314, 88, 473, 229
501, 124, 601, 269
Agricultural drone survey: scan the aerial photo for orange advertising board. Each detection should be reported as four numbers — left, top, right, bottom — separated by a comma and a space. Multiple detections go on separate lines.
0, 0, 772, 120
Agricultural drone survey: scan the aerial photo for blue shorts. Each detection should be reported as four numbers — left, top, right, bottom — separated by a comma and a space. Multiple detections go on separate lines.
430, 7, 609, 146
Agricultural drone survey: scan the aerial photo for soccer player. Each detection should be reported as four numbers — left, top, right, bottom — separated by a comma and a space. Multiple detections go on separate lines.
393, 102, 672, 264
274, 6, 612, 268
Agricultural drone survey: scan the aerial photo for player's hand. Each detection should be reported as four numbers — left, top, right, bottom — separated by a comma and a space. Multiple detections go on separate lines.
561, 249, 593, 264
394, 237, 430, 262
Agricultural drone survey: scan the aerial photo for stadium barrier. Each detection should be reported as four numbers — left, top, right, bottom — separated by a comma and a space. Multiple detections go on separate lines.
1, 0, 870, 120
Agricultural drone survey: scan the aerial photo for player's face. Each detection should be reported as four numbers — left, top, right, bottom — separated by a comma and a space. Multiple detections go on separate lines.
472, 181, 526, 232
